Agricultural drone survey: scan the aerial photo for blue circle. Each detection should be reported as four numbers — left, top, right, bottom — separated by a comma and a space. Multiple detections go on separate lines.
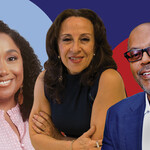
0, 0, 52, 66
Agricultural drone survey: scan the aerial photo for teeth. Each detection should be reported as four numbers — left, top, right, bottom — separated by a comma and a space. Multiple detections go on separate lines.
70, 57, 82, 60
143, 72, 150, 76
0, 80, 11, 86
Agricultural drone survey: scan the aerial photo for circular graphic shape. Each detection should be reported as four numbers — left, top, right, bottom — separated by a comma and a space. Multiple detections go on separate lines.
113, 39, 143, 97
0, 0, 52, 66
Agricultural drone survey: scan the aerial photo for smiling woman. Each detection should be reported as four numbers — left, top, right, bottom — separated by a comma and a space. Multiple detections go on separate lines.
0, 20, 42, 150
29, 8, 127, 150
0, 34, 23, 103
58, 16, 95, 75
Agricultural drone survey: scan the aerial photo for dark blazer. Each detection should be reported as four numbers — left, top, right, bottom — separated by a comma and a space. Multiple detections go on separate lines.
102, 92, 146, 150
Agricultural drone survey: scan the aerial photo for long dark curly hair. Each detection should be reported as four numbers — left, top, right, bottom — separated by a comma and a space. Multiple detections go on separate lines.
0, 20, 42, 121
44, 9, 117, 103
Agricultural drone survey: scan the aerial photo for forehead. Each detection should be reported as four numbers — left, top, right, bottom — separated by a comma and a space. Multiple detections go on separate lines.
0, 33, 20, 53
59, 16, 94, 34
129, 24, 150, 49
0, 33, 15, 45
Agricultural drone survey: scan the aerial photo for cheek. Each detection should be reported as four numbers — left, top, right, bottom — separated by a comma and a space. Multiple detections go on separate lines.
88, 53, 94, 63
20, 63, 24, 81
14, 63, 24, 82
86, 48, 94, 59
130, 64, 135, 75
58, 45, 69, 59
130, 63, 139, 77
58, 44, 65, 56
85, 43, 94, 54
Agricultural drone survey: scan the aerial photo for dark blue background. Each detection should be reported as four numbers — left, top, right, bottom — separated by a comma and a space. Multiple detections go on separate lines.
30, 0, 150, 49
29, 0, 150, 96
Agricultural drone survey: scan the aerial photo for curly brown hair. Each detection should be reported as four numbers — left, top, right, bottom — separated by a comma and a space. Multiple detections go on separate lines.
0, 20, 42, 121
44, 8, 117, 103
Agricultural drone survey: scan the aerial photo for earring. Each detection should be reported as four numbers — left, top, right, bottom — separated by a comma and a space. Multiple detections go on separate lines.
58, 76, 63, 82
58, 55, 60, 59
18, 86, 23, 105
93, 53, 95, 56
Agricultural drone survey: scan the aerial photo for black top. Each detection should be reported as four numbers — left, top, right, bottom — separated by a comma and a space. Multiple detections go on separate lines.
45, 73, 101, 138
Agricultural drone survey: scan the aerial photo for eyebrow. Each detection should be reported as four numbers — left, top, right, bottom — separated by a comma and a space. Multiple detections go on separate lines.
6, 49, 19, 54
81, 33, 92, 36
59, 34, 70, 37
59, 33, 92, 37
129, 47, 139, 51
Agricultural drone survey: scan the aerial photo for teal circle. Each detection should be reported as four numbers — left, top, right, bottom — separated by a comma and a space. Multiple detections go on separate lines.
0, 0, 52, 66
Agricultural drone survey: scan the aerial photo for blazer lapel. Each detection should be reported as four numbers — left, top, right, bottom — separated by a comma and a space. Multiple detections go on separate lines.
124, 92, 145, 150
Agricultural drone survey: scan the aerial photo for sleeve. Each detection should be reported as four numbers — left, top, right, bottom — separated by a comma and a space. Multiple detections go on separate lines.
101, 109, 115, 150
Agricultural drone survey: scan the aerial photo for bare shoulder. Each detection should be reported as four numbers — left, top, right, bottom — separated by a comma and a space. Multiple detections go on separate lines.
100, 69, 123, 81
37, 70, 45, 81
33, 70, 50, 111
97, 68, 126, 101
34, 70, 46, 89
99, 69, 124, 87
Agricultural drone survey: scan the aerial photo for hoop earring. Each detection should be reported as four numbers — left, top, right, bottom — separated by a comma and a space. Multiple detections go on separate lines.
18, 86, 23, 105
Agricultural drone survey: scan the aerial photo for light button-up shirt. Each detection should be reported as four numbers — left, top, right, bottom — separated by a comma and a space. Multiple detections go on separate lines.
0, 104, 34, 150
142, 93, 150, 150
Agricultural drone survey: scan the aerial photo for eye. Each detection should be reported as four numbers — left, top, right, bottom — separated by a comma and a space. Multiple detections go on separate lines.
62, 38, 72, 42
81, 38, 90, 41
80, 37, 90, 43
129, 50, 142, 59
8, 56, 17, 61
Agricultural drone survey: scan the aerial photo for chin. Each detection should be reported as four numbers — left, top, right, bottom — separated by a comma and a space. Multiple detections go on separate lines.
0, 91, 14, 99
140, 84, 150, 95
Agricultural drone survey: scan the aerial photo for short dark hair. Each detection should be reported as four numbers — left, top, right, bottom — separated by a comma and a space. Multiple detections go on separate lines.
0, 20, 42, 121
44, 9, 117, 103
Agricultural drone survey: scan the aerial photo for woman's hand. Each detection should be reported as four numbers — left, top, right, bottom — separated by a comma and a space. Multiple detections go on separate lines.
72, 126, 102, 150
32, 111, 62, 138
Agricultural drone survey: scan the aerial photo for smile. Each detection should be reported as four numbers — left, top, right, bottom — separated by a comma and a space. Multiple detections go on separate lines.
69, 56, 84, 63
0, 80, 11, 86
69, 56, 83, 60
139, 71, 150, 80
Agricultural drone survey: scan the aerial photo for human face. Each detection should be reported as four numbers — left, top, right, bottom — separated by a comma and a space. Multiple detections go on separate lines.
129, 24, 150, 98
0, 33, 23, 104
58, 16, 95, 75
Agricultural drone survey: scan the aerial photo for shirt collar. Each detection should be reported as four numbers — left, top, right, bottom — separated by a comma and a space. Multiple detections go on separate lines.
144, 93, 150, 115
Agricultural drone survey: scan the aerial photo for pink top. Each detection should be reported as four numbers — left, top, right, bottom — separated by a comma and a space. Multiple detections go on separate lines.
0, 104, 34, 150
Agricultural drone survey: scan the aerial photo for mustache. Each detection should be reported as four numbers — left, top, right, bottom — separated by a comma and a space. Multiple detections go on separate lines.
138, 64, 150, 75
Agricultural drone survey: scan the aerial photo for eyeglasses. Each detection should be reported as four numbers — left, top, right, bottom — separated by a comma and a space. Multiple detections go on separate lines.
124, 47, 150, 62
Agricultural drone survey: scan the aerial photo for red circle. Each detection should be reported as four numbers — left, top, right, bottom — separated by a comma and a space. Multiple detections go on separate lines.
113, 38, 143, 97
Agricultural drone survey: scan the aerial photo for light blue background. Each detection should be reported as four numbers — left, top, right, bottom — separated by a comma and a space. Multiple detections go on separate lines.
0, 0, 52, 67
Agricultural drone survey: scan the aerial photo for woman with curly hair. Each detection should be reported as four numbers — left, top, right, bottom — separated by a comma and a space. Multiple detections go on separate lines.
29, 9, 126, 150
0, 20, 42, 149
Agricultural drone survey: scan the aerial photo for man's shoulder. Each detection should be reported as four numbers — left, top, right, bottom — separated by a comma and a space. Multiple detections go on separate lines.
108, 92, 145, 114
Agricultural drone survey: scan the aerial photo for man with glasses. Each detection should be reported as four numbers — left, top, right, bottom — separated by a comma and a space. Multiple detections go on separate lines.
101, 23, 150, 150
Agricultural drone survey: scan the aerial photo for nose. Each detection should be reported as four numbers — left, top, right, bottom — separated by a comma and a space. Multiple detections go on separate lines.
141, 51, 150, 65
0, 60, 8, 77
70, 41, 81, 53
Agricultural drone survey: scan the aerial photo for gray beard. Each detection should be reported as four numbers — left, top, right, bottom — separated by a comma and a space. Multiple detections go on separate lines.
136, 79, 150, 95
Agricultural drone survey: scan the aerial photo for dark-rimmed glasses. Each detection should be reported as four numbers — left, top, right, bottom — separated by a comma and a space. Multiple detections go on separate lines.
124, 47, 150, 62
